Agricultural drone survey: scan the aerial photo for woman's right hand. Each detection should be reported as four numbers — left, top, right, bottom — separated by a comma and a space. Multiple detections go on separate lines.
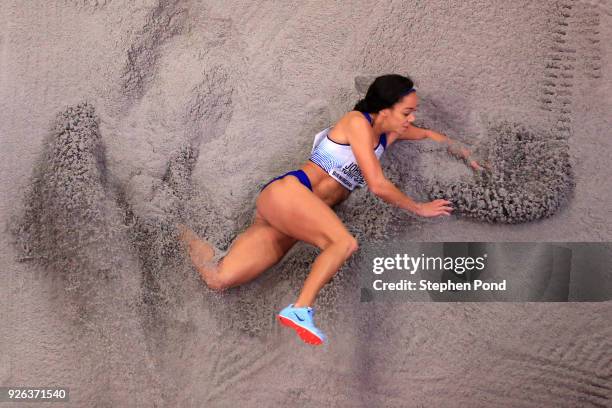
414, 199, 453, 217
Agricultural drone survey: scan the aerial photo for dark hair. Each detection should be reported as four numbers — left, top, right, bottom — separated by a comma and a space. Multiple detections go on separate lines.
353, 74, 415, 113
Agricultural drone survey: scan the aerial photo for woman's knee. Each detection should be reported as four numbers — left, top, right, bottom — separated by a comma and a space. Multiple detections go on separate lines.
207, 275, 239, 292
207, 280, 227, 292
345, 235, 359, 257
321, 233, 358, 257
206, 275, 229, 292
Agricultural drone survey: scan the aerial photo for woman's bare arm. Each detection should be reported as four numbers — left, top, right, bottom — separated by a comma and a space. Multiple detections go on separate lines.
427, 130, 485, 171
346, 116, 452, 217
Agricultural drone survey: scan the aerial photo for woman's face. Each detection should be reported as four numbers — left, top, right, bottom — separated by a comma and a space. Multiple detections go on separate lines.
385, 92, 418, 131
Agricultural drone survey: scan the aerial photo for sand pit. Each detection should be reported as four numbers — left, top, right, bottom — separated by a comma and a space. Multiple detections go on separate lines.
1, 1, 610, 406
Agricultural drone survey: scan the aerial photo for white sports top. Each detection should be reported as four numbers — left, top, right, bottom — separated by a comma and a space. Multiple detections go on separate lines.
309, 112, 387, 191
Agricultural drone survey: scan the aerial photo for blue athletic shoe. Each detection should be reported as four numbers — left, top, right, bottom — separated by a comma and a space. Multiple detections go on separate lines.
277, 304, 327, 345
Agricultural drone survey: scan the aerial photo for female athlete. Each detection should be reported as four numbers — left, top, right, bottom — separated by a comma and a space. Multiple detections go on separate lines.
178, 74, 482, 345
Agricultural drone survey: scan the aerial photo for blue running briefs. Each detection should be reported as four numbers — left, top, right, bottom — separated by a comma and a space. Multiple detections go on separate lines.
260, 169, 313, 192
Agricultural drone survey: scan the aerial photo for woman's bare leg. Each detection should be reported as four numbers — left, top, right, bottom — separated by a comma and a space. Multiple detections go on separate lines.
256, 177, 358, 308
178, 217, 297, 291
292, 240, 356, 307
178, 224, 218, 283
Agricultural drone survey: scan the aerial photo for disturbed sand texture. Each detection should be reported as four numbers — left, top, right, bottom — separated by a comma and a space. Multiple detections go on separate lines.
1, 1, 611, 407
429, 121, 574, 223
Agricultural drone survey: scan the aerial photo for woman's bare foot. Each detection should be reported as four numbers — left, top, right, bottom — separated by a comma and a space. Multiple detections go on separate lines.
177, 224, 226, 290
177, 223, 215, 266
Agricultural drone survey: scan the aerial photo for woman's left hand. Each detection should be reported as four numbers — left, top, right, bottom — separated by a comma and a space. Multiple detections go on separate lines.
428, 131, 489, 172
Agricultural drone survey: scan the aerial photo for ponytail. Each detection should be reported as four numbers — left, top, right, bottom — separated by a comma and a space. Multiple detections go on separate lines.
353, 99, 370, 112
353, 74, 415, 113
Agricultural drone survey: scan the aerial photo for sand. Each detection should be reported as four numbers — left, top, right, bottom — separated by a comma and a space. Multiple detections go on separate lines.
1, 1, 610, 406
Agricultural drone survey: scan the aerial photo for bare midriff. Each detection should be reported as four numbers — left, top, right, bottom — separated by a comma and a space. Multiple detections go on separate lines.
300, 161, 351, 207
295, 113, 397, 208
